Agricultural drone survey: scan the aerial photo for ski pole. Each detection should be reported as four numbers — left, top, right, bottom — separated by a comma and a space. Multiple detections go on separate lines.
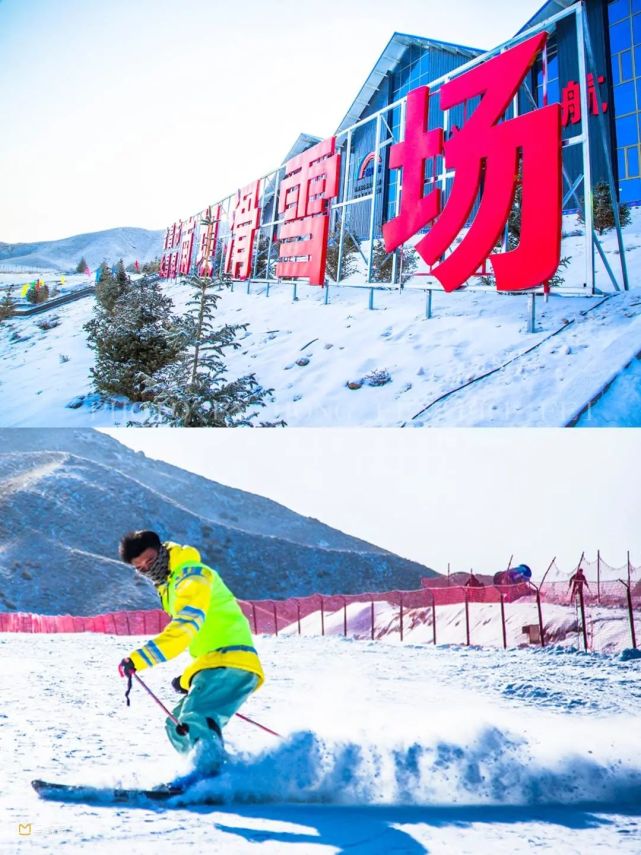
132, 673, 282, 738
234, 712, 282, 739
134, 673, 181, 726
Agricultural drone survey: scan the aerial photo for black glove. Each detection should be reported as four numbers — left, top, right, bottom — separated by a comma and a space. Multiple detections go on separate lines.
118, 657, 136, 678
171, 676, 188, 695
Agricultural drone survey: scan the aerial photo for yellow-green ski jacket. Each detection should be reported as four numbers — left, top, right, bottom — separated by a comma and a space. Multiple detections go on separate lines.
128, 542, 264, 692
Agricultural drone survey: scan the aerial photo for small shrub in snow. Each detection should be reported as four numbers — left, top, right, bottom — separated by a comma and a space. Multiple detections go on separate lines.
363, 369, 392, 387
25, 282, 49, 304
36, 316, 60, 331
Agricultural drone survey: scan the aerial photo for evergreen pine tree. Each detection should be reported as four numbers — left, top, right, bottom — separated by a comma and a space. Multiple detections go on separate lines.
578, 180, 632, 235
325, 221, 361, 281
0, 286, 16, 321
76, 256, 89, 274
370, 240, 418, 286
95, 260, 130, 314
84, 274, 182, 402
142, 275, 273, 426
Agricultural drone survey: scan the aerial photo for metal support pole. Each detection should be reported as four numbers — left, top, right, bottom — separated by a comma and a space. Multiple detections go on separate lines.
621, 581, 637, 649
536, 590, 546, 648
366, 114, 383, 283
320, 597, 325, 636
266, 281, 270, 297
464, 593, 470, 646
500, 594, 507, 649
297, 601, 301, 636
371, 600, 375, 640
597, 549, 601, 603
578, 584, 588, 651
576, 5, 595, 293
292, 282, 298, 302
252, 603, 258, 634
399, 595, 404, 642
324, 283, 330, 304
432, 598, 437, 645
343, 599, 348, 637
335, 130, 352, 284
426, 289, 432, 320
246, 280, 251, 295
580, 3, 629, 291
369, 287, 374, 310
273, 602, 278, 636
527, 293, 536, 333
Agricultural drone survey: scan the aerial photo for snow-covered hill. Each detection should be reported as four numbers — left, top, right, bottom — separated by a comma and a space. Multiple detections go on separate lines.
2, 632, 640, 852
0, 227, 163, 273
0, 429, 435, 613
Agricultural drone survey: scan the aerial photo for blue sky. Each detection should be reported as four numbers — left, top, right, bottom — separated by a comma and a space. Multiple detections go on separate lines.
0, 0, 546, 242
103, 427, 641, 578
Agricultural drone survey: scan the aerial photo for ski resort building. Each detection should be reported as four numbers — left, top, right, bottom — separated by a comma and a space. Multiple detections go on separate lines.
161, 0, 634, 296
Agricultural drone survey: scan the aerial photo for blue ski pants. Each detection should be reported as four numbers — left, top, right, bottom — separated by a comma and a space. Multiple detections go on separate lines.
165, 667, 259, 759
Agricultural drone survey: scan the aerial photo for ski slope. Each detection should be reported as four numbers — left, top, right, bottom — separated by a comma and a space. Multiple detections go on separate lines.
2, 631, 640, 853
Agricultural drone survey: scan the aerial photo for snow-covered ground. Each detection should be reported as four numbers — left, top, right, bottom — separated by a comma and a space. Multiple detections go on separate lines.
283, 598, 639, 655
1, 213, 641, 427
2, 632, 640, 853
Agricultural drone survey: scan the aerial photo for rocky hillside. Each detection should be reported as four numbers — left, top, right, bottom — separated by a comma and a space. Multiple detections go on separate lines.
0, 430, 436, 614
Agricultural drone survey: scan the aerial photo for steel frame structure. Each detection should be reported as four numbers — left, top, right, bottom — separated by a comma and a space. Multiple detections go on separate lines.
170, 1, 627, 299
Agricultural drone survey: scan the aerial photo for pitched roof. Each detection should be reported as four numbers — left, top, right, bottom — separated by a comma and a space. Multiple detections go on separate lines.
334, 31, 485, 135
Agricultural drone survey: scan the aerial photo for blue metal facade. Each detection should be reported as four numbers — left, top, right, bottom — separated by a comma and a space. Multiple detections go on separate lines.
608, 0, 641, 201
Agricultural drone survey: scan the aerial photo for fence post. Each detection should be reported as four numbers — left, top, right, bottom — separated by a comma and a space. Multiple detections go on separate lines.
252, 603, 258, 634
399, 594, 404, 642
273, 602, 278, 636
320, 597, 325, 637
432, 597, 437, 645
371, 600, 375, 640
621, 579, 637, 649
536, 589, 546, 648
464, 592, 470, 646
500, 593, 507, 649
343, 599, 348, 637
577, 584, 588, 650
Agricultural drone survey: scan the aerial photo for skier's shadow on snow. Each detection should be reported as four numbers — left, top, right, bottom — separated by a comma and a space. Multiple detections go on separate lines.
199, 803, 633, 852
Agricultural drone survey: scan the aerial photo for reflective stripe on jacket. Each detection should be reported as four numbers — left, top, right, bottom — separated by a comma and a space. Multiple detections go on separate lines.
128, 542, 264, 691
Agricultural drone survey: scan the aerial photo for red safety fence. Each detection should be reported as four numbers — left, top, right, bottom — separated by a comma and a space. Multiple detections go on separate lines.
1, 553, 638, 653
0, 610, 170, 635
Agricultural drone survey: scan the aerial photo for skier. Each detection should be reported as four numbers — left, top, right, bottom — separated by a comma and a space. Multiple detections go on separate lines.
568, 567, 590, 600
117, 530, 264, 776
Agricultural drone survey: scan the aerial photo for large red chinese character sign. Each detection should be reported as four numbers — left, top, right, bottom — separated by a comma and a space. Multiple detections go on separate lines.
178, 216, 197, 275
276, 137, 341, 285
160, 222, 182, 278
383, 33, 561, 292
225, 181, 261, 280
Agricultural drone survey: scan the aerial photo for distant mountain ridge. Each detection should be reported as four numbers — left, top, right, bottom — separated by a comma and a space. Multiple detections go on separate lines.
0, 430, 437, 615
0, 227, 163, 272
